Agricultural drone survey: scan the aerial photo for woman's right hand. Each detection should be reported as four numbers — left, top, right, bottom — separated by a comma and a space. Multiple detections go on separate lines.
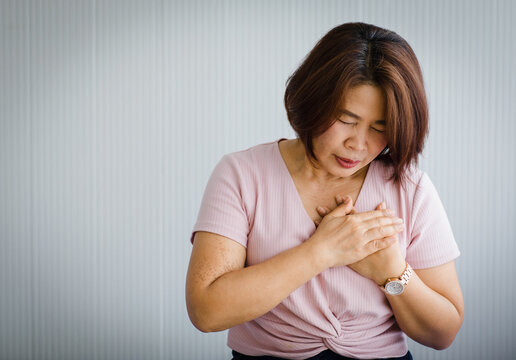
307, 196, 404, 268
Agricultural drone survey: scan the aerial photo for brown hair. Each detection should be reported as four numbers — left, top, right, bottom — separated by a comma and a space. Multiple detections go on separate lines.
284, 22, 428, 186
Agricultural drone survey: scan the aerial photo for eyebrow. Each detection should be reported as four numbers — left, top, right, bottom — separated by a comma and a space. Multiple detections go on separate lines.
338, 109, 386, 125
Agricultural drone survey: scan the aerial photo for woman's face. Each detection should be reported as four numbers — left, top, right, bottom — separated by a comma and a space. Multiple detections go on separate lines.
311, 84, 388, 181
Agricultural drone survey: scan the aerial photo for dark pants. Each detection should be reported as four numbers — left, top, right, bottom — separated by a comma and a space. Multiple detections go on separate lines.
232, 349, 413, 360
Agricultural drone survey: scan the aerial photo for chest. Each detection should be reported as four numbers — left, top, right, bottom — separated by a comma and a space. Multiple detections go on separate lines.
291, 177, 364, 223
277, 140, 368, 223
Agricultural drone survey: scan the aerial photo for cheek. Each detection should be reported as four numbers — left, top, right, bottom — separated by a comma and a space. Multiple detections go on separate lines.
323, 123, 341, 138
380, 137, 388, 148
372, 135, 388, 153
314, 125, 340, 147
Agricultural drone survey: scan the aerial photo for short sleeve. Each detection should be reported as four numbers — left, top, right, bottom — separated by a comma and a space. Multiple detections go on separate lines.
406, 172, 460, 269
190, 154, 249, 248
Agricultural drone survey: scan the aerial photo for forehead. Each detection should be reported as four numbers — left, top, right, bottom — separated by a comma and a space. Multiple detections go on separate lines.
338, 84, 386, 121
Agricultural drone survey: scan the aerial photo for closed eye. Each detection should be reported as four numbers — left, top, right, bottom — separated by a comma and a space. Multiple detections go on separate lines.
339, 120, 385, 133
339, 120, 356, 125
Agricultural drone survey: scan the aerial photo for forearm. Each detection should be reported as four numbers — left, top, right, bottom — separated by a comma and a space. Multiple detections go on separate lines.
386, 271, 463, 349
197, 241, 326, 332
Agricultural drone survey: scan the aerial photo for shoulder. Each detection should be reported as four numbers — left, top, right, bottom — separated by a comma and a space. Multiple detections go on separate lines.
370, 160, 436, 212
372, 160, 426, 190
219, 140, 280, 176
209, 140, 281, 200
374, 161, 445, 218
225, 140, 278, 160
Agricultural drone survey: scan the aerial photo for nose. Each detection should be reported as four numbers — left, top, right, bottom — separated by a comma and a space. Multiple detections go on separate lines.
346, 126, 368, 151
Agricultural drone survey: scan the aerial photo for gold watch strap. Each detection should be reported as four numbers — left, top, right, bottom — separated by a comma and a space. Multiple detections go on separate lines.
382, 262, 407, 287
381, 262, 412, 288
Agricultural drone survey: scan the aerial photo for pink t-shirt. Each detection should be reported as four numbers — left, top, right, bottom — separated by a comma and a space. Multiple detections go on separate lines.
190, 138, 460, 359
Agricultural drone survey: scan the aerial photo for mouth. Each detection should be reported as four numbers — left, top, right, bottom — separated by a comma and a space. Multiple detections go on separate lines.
336, 156, 361, 168
338, 156, 360, 162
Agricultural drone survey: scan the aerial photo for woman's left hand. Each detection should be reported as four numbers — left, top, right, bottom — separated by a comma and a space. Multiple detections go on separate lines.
315, 197, 406, 285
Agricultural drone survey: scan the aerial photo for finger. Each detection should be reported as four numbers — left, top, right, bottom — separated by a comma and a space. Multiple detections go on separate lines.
342, 196, 354, 214
363, 236, 397, 254
363, 222, 404, 242
363, 215, 403, 229
336, 194, 354, 207
385, 235, 399, 246
316, 206, 330, 216
373, 202, 396, 223
329, 196, 354, 217
350, 208, 395, 222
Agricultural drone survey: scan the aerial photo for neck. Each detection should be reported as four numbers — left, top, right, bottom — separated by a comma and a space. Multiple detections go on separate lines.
291, 139, 368, 188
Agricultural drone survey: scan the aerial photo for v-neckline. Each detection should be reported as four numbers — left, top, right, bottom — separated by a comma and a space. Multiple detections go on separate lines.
274, 138, 374, 228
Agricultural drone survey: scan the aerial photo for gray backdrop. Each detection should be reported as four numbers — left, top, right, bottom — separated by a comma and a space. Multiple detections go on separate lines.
1, 0, 515, 359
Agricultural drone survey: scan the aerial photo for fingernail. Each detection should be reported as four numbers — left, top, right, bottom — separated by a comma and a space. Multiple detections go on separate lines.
336, 195, 343, 204
394, 218, 403, 224
343, 197, 350, 204
396, 224, 404, 230
317, 206, 325, 213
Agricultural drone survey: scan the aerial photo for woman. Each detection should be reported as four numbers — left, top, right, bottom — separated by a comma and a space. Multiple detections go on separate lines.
186, 22, 464, 360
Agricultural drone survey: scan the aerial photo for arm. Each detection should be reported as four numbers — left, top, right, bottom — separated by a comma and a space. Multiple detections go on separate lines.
186, 200, 402, 333
357, 202, 464, 349
185, 231, 326, 333
316, 198, 464, 349
385, 261, 464, 350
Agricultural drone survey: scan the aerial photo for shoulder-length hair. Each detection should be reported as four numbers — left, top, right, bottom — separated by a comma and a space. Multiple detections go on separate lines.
284, 22, 428, 186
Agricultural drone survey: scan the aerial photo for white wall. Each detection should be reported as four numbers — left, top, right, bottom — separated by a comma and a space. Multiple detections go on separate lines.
1, 0, 515, 359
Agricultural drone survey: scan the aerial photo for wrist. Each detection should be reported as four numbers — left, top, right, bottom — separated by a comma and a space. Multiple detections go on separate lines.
303, 236, 332, 273
374, 259, 407, 286
380, 262, 413, 295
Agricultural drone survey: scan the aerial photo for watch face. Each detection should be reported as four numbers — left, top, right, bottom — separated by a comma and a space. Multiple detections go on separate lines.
385, 281, 404, 295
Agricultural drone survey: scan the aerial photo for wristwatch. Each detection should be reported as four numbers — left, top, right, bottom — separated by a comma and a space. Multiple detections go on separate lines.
380, 262, 413, 295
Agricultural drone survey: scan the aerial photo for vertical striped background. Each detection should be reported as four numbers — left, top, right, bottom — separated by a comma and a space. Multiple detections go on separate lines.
0, 0, 514, 359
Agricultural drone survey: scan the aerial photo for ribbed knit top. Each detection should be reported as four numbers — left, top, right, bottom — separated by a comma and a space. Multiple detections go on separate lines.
190, 138, 460, 359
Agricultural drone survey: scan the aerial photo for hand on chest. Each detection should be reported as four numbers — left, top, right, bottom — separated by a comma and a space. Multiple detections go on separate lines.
296, 182, 363, 223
